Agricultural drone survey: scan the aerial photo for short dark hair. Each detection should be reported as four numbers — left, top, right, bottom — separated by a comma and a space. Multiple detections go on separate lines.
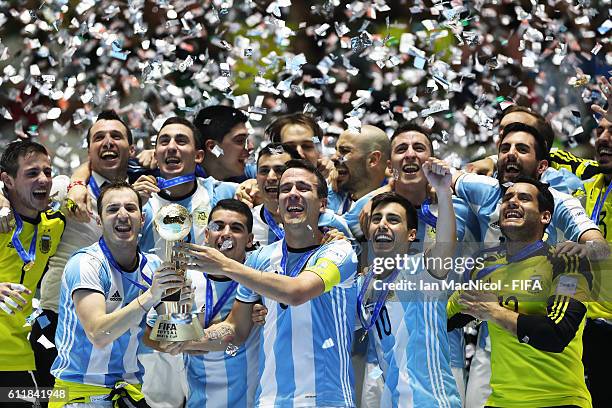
87, 110, 133, 148
370, 192, 418, 231
194, 105, 248, 144
209, 198, 254, 233
0, 140, 49, 177
505, 176, 555, 219
96, 180, 143, 218
282, 159, 328, 199
500, 122, 549, 162
257, 143, 301, 167
391, 122, 434, 154
158, 116, 203, 150
501, 105, 554, 150
265, 113, 323, 143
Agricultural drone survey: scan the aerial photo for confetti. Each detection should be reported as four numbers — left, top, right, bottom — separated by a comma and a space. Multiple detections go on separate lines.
322, 338, 335, 349
220, 239, 234, 250
225, 343, 239, 356
37, 334, 55, 349
212, 145, 224, 157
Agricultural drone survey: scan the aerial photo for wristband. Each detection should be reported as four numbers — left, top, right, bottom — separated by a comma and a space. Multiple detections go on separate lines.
67, 180, 86, 192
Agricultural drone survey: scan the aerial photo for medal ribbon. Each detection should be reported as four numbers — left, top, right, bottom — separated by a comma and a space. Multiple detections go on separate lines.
418, 198, 438, 228
88, 177, 102, 199
156, 173, 196, 190
341, 194, 351, 215
12, 211, 37, 268
357, 266, 400, 332
263, 207, 284, 241
99, 237, 150, 291
590, 180, 612, 223
474, 240, 546, 281
204, 277, 239, 327
280, 240, 317, 278
195, 165, 207, 178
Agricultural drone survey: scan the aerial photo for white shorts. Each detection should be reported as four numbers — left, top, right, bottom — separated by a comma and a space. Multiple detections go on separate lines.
140, 351, 188, 408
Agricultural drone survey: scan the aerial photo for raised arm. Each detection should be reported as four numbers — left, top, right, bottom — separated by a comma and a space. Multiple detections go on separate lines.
422, 158, 456, 279
65, 161, 93, 223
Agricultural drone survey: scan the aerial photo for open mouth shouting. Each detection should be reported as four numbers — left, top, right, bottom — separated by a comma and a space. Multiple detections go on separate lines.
401, 162, 420, 175
502, 162, 521, 178
113, 223, 133, 238
164, 156, 182, 170
336, 165, 349, 181
100, 150, 119, 163
286, 203, 305, 214
597, 145, 612, 163
32, 188, 49, 201
263, 183, 278, 196
372, 228, 395, 252
502, 208, 523, 223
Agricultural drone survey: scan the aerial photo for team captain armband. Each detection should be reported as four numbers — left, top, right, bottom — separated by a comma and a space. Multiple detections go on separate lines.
304, 258, 341, 293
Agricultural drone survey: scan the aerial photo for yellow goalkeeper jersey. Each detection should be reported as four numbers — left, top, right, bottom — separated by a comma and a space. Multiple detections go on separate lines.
0, 209, 65, 371
448, 244, 592, 408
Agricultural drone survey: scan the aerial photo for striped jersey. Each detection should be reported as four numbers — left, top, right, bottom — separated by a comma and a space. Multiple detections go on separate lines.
140, 176, 237, 257
236, 238, 359, 407
329, 189, 379, 239
540, 166, 585, 195
455, 173, 597, 245
51, 242, 160, 387
146, 270, 260, 408
549, 148, 600, 181
359, 255, 461, 408
251, 204, 353, 248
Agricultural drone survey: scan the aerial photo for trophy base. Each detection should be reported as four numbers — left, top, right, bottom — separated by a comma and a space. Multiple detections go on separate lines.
150, 313, 204, 342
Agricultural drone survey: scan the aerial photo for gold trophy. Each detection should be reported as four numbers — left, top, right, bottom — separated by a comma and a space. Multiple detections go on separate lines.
150, 204, 204, 342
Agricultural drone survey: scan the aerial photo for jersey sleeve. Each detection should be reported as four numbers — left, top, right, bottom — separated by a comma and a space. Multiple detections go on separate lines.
550, 189, 599, 242
244, 163, 257, 179
540, 167, 585, 195
549, 254, 593, 303
343, 191, 375, 238
64, 253, 107, 298
139, 203, 156, 253
452, 196, 480, 241
516, 253, 591, 352
318, 210, 354, 239
305, 239, 358, 291
454, 173, 500, 208
549, 148, 600, 180
235, 248, 263, 303
211, 180, 238, 204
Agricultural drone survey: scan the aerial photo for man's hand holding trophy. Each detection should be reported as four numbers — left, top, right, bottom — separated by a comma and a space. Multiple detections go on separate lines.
149, 203, 204, 342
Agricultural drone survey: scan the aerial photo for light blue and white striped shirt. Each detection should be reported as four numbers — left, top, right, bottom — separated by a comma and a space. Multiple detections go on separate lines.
236, 238, 358, 407
51, 242, 160, 387
360, 255, 461, 408
455, 172, 597, 244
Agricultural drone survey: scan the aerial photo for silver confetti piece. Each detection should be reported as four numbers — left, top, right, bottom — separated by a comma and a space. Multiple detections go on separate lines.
220, 239, 234, 250
225, 343, 239, 356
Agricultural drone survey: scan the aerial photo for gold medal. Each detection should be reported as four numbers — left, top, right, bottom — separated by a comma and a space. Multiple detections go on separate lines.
360, 331, 368, 342
23, 261, 34, 271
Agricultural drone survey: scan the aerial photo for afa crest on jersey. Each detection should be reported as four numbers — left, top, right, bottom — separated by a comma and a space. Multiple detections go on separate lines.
195, 211, 209, 227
